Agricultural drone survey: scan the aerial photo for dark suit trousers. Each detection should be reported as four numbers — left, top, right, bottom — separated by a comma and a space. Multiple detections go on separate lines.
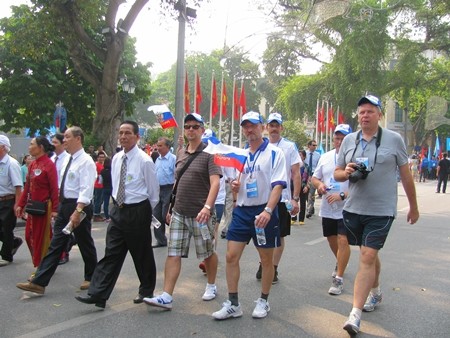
152, 184, 173, 246
0, 199, 16, 262
33, 200, 97, 287
88, 200, 156, 300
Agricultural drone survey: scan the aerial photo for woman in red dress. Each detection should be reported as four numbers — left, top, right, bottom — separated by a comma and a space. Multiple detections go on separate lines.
16, 136, 59, 269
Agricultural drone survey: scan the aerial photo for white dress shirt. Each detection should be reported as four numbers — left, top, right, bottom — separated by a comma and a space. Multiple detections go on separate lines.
59, 148, 96, 205
51, 150, 69, 182
112, 145, 159, 209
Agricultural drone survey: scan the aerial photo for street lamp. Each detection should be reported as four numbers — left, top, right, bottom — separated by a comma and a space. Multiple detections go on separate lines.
118, 75, 135, 120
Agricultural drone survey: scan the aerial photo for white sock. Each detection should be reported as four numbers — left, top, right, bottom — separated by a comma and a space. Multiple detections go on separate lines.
206, 283, 216, 288
335, 276, 343, 281
161, 291, 173, 301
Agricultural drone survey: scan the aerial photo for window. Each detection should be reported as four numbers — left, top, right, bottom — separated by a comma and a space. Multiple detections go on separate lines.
395, 102, 403, 122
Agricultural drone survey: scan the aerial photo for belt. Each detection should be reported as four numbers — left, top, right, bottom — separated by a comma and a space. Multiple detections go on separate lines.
61, 198, 78, 204
114, 199, 147, 209
160, 184, 174, 188
0, 194, 15, 201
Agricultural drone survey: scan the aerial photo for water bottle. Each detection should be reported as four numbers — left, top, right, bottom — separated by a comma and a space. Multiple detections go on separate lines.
254, 217, 266, 245
285, 200, 293, 212
62, 211, 86, 235
151, 215, 161, 229
199, 222, 211, 240
255, 226, 266, 245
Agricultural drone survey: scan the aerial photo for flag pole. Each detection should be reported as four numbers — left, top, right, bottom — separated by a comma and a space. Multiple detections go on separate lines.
219, 72, 224, 140
231, 76, 236, 146
320, 99, 324, 151
239, 79, 243, 148
329, 102, 333, 150
209, 71, 214, 128
315, 98, 319, 141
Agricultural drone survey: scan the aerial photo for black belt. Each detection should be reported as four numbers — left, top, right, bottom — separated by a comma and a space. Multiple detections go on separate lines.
114, 199, 147, 209
61, 198, 78, 204
0, 194, 15, 201
160, 184, 174, 188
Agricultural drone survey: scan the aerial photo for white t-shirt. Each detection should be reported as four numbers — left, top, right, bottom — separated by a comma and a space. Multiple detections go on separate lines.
313, 148, 348, 219
271, 138, 301, 201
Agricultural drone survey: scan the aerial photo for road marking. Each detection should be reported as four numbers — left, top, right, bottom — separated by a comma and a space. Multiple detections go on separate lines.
305, 237, 327, 245
16, 301, 137, 338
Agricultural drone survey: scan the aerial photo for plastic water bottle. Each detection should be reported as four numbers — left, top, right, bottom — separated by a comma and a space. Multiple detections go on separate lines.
62, 211, 86, 235
255, 226, 266, 245
285, 200, 293, 212
151, 215, 161, 229
254, 216, 266, 245
199, 222, 211, 240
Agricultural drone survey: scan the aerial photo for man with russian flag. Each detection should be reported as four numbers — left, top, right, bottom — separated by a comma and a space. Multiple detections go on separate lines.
212, 111, 287, 321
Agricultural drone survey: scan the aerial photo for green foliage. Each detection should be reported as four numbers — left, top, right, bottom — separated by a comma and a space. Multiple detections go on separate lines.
281, 119, 309, 149
145, 127, 175, 146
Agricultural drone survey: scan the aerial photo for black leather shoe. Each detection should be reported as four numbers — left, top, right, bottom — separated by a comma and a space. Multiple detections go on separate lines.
133, 294, 153, 304
75, 295, 106, 309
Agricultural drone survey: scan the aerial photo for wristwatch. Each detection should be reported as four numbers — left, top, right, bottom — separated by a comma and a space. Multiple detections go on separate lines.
264, 207, 273, 216
293, 196, 300, 202
76, 207, 84, 213
339, 192, 345, 201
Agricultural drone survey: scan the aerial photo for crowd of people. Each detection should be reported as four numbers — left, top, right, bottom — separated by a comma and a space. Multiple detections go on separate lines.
2, 94, 444, 335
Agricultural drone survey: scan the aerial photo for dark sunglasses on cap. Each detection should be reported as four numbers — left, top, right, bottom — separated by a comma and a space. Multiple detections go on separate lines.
184, 124, 202, 130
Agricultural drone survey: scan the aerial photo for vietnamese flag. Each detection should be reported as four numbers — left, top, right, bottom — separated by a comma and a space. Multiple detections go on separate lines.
233, 80, 239, 119
318, 107, 325, 133
212, 77, 218, 118
221, 78, 227, 117
338, 111, 345, 124
195, 71, 202, 113
184, 71, 190, 114
239, 81, 247, 114
328, 107, 335, 131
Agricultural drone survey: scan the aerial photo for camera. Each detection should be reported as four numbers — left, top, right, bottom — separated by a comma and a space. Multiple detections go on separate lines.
349, 163, 370, 183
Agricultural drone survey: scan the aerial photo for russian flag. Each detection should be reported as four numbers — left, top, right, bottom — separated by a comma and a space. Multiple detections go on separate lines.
203, 137, 248, 172
148, 104, 178, 129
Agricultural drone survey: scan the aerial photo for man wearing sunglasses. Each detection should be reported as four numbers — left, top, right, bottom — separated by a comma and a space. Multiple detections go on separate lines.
334, 95, 419, 335
145, 113, 221, 310
305, 140, 321, 218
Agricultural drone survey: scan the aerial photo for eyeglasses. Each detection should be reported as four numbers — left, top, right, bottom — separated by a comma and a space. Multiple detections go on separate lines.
184, 125, 201, 130
311, 144, 317, 147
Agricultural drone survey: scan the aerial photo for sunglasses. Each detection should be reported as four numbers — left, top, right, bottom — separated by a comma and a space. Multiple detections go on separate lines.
184, 125, 202, 130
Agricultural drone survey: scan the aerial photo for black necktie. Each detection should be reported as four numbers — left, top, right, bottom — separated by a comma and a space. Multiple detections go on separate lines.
59, 156, 73, 202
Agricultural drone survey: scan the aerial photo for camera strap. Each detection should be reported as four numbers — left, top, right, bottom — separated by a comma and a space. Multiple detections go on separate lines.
350, 127, 383, 170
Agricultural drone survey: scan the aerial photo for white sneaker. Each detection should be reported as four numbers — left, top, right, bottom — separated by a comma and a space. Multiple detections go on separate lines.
343, 313, 360, 334
143, 294, 173, 310
202, 284, 217, 301
328, 277, 343, 295
212, 300, 243, 320
252, 298, 270, 318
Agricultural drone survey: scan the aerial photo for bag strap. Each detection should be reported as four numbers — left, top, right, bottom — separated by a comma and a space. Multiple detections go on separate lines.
172, 151, 201, 196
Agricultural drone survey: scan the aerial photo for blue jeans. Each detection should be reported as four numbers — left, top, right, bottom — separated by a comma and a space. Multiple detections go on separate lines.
102, 188, 112, 219
93, 188, 103, 215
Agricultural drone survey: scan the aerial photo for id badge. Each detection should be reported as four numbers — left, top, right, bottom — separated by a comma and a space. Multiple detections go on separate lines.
356, 157, 369, 168
246, 178, 258, 198
328, 177, 340, 193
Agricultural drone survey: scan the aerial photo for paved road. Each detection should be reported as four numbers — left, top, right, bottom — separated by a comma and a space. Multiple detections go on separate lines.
1, 181, 449, 338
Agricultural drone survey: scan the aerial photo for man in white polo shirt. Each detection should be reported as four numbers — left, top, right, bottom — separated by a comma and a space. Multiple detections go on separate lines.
212, 111, 287, 320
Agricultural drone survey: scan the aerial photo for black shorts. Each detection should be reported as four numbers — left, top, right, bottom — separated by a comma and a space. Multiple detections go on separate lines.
322, 217, 346, 237
342, 211, 394, 250
278, 202, 291, 238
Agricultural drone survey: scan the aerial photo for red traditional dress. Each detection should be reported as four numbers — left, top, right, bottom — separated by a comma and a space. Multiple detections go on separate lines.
18, 155, 59, 267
